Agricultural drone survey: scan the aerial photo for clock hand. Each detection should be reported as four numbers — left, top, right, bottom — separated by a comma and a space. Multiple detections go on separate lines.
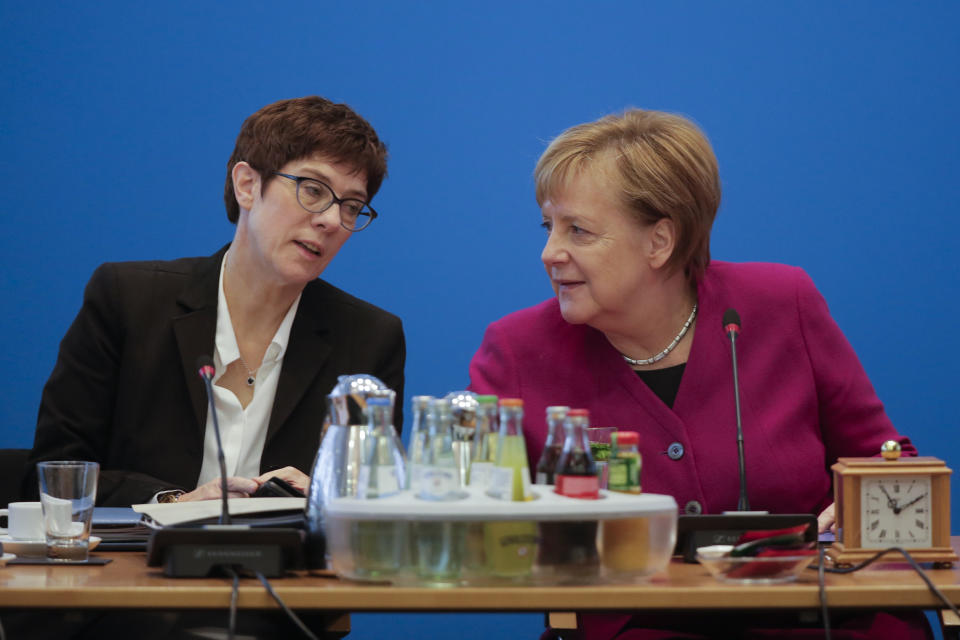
898, 493, 927, 512
879, 485, 899, 511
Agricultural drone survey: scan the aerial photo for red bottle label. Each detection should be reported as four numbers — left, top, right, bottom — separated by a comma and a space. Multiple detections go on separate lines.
555, 474, 599, 499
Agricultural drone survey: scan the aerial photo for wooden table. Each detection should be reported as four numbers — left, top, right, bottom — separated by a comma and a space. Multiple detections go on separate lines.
2, 540, 960, 612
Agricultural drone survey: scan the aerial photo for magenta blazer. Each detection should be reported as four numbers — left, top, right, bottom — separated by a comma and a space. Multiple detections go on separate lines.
469, 262, 924, 639
469, 261, 916, 518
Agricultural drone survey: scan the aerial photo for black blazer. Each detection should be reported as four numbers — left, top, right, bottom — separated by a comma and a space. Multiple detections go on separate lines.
25, 245, 405, 506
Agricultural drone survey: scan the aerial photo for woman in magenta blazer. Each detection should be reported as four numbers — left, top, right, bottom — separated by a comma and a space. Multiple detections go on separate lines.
469, 110, 928, 639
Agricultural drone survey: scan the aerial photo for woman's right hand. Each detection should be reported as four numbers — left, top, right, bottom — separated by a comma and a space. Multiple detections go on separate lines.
177, 476, 260, 502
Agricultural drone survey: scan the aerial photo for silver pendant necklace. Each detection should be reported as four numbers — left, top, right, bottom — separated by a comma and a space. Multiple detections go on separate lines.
238, 355, 258, 386
621, 303, 698, 367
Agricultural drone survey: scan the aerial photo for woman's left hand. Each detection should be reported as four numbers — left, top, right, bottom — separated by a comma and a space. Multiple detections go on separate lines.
254, 466, 309, 494
817, 503, 836, 534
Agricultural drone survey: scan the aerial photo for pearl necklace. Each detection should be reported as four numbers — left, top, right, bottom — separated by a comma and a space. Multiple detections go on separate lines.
621, 303, 698, 367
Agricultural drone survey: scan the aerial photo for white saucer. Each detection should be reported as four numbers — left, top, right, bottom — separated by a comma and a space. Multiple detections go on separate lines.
0, 535, 101, 557
0, 552, 15, 567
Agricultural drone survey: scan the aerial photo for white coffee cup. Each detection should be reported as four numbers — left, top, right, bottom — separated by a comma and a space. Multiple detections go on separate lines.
41, 495, 81, 537
0, 501, 45, 540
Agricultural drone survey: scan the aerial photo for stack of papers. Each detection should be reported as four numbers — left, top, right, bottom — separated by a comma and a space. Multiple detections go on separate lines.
92, 507, 152, 549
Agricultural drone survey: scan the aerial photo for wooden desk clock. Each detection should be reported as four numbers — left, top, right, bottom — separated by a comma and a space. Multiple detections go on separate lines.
827, 441, 957, 567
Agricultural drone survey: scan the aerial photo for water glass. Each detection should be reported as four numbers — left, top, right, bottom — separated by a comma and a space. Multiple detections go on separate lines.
586, 427, 615, 489
37, 461, 99, 561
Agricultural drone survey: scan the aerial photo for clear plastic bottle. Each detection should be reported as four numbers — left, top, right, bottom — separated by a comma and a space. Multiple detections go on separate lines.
535, 406, 569, 485
468, 395, 498, 489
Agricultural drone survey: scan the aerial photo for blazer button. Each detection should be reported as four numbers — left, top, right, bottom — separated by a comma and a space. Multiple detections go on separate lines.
684, 500, 703, 515
667, 442, 684, 460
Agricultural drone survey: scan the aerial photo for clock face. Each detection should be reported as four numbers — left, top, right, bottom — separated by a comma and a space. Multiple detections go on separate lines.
860, 474, 932, 548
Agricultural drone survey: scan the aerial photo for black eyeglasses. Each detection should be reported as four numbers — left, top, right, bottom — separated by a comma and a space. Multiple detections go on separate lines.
272, 172, 378, 232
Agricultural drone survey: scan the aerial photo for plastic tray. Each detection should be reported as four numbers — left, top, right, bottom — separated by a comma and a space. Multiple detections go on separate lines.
325, 485, 677, 586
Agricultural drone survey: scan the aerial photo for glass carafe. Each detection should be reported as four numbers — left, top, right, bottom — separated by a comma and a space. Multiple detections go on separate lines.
304, 374, 395, 569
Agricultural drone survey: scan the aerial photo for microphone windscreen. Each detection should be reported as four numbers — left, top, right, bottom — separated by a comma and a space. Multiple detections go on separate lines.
723, 308, 741, 329
196, 354, 215, 372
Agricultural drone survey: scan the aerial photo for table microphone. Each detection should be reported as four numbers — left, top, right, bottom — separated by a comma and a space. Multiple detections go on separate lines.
146, 355, 304, 577
196, 355, 231, 525
672, 309, 816, 562
723, 309, 749, 512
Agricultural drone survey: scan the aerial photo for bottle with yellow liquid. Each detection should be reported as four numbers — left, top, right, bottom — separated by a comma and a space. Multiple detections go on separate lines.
601, 430, 649, 574
484, 398, 537, 578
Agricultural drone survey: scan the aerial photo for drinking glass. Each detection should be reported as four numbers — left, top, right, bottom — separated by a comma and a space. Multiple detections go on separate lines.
37, 461, 99, 561
586, 427, 615, 490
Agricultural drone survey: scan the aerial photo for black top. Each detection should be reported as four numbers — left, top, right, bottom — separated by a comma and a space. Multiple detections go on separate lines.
634, 363, 686, 409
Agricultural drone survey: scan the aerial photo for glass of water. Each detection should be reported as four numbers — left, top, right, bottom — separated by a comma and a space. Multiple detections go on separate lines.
586, 427, 615, 490
37, 461, 99, 561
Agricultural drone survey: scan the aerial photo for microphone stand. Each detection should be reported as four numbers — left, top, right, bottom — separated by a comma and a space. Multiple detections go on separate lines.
726, 316, 749, 512
198, 364, 231, 525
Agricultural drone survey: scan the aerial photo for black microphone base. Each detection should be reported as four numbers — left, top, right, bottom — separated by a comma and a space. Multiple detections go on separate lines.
147, 526, 305, 577
674, 513, 817, 563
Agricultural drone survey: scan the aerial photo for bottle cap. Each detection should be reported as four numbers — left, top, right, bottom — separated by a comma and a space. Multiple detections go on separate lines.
615, 431, 639, 445
567, 408, 589, 418
546, 406, 569, 416
499, 398, 523, 407
475, 394, 498, 404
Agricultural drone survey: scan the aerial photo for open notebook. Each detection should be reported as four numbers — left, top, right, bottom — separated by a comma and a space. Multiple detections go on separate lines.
92, 498, 306, 550
134, 497, 306, 527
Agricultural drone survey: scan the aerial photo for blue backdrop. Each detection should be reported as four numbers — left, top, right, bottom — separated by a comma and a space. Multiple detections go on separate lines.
2, 2, 958, 638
